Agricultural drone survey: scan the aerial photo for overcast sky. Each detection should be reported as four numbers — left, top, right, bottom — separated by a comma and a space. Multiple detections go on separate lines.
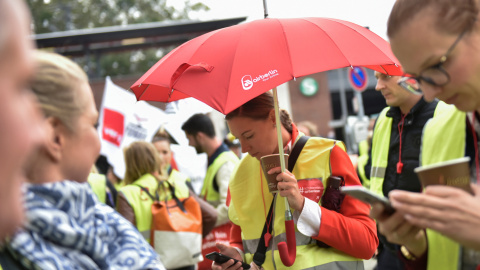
180, 0, 397, 40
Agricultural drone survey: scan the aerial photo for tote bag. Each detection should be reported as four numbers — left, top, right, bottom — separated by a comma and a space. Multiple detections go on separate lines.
137, 181, 203, 269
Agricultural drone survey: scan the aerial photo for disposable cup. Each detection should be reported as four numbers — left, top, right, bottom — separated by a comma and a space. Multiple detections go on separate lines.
414, 157, 472, 194
260, 154, 289, 193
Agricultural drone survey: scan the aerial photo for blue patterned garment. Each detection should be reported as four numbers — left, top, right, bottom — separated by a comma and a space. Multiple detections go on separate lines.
8, 180, 165, 270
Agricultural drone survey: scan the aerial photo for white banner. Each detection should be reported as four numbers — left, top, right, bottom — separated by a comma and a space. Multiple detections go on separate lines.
97, 77, 208, 192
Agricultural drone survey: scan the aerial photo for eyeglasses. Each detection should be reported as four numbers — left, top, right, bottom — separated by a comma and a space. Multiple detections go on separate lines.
398, 30, 467, 95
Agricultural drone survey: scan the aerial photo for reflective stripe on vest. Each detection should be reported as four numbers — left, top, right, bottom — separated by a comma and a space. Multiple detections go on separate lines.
229, 136, 362, 269
88, 173, 107, 203
302, 261, 364, 270
369, 108, 391, 196
242, 230, 316, 254
201, 151, 239, 202
140, 229, 150, 240
421, 102, 466, 270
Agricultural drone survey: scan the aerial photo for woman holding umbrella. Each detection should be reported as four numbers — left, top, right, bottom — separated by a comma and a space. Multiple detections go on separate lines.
213, 92, 377, 270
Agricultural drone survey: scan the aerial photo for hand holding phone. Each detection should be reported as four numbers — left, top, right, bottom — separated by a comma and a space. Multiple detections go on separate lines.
340, 186, 395, 215
206, 251, 251, 269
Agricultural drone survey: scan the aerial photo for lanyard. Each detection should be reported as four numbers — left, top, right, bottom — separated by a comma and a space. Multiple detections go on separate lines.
397, 113, 408, 174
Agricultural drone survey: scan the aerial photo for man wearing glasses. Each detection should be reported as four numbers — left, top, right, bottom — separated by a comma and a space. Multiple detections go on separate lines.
362, 71, 447, 269
369, 70, 474, 269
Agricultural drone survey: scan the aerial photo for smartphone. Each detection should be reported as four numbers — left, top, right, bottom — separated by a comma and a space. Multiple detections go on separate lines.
206, 251, 251, 269
340, 186, 395, 215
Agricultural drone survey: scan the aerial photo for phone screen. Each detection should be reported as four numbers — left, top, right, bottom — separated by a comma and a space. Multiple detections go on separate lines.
206, 252, 251, 269
340, 186, 395, 215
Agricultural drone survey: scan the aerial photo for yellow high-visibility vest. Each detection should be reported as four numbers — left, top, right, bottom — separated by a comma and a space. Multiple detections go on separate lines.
119, 173, 190, 242
88, 173, 107, 203
421, 102, 466, 270
201, 151, 239, 202
229, 136, 362, 270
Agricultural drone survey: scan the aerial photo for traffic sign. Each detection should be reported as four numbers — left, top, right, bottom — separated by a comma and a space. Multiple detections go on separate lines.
348, 66, 368, 92
299, 77, 319, 97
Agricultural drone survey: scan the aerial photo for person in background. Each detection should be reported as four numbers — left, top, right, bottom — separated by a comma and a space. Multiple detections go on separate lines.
213, 92, 377, 270
297, 120, 318, 137
118, 141, 167, 233
107, 165, 124, 190
370, 0, 480, 269
181, 114, 239, 270
88, 165, 117, 207
152, 130, 195, 192
0, 0, 44, 242
152, 131, 218, 238
362, 71, 459, 269
224, 132, 242, 159
118, 141, 195, 270
356, 116, 376, 188
1, 51, 164, 270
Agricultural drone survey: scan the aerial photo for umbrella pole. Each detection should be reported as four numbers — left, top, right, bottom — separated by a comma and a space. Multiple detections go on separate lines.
263, 0, 268, 18
272, 87, 287, 203
273, 87, 296, 266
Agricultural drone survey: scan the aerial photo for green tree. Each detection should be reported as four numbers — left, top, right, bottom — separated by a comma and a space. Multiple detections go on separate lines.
27, 0, 209, 78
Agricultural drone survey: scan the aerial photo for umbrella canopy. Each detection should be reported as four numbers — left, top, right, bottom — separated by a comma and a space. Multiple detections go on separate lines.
131, 17, 402, 114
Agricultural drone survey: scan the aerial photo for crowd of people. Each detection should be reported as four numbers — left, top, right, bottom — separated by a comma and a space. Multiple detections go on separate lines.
1, 0, 480, 269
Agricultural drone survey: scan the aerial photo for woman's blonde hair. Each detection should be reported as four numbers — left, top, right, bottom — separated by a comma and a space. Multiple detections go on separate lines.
31, 51, 89, 131
123, 141, 166, 185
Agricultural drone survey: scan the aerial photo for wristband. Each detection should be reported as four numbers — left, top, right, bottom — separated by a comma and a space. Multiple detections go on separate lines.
400, 245, 417, 261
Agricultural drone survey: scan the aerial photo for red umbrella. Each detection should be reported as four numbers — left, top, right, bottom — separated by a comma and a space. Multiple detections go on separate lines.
131, 17, 402, 114
131, 17, 402, 267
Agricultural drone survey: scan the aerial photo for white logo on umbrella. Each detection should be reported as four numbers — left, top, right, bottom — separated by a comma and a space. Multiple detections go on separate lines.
241, 70, 279, 91
241, 75, 253, 90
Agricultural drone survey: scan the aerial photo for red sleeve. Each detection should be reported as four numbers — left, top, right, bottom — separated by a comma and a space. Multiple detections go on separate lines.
314, 144, 378, 259
229, 223, 244, 250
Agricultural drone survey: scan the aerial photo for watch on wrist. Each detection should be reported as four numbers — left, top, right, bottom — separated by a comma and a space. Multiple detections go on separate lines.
400, 245, 417, 261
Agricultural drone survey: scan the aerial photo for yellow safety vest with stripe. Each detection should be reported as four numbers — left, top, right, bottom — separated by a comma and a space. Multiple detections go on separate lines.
421, 102, 466, 270
369, 107, 393, 196
369, 102, 453, 196
229, 136, 362, 270
201, 151, 239, 202
88, 173, 107, 203
119, 173, 190, 242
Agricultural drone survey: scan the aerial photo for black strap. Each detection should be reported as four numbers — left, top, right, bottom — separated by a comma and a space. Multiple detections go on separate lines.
288, 136, 310, 172
252, 195, 276, 266
252, 135, 310, 267
135, 181, 187, 213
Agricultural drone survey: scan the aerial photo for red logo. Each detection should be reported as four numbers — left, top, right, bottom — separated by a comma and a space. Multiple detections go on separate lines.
102, 108, 124, 147
297, 178, 324, 203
